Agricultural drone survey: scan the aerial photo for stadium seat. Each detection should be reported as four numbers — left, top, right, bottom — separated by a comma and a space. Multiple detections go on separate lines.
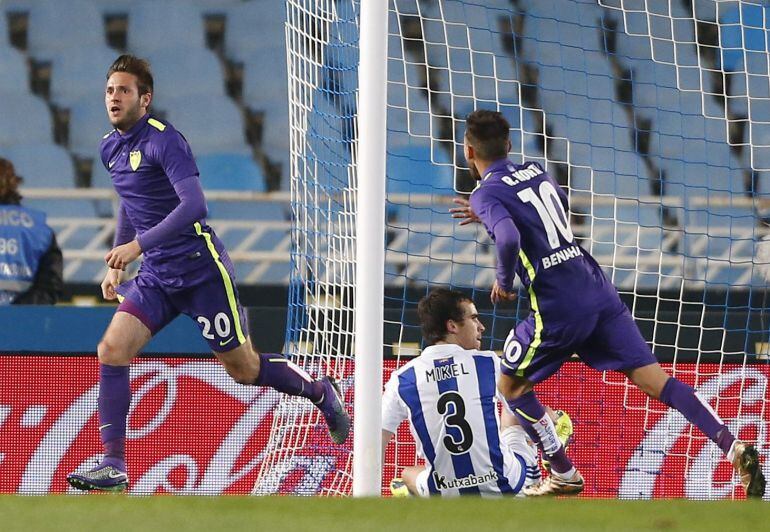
163, 95, 250, 156
26, 0, 107, 61
207, 198, 287, 223
387, 141, 455, 195
0, 6, 9, 48
197, 153, 266, 192
0, 93, 53, 146
128, 0, 207, 55
0, 47, 29, 94
225, 1, 285, 64
719, 3, 768, 73
0, 142, 76, 188
242, 47, 288, 112
144, 47, 226, 110
68, 98, 112, 159
49, 47, 120, 108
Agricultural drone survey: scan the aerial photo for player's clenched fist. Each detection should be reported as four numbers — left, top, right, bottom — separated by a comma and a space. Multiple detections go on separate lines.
101, 268, 124, 300
491, 280, 516, 305
105, 239, 142, 270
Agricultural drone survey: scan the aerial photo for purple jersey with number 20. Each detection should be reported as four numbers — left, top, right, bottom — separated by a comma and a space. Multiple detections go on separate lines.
100, 114, 247, 351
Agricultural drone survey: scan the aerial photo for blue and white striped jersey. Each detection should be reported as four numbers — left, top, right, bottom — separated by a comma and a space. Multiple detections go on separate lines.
382, 343, 529, 497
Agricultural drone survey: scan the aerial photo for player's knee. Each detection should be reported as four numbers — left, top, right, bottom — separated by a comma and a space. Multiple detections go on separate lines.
497, 375, 532, 399
225, 365, 257, 386
97, 338, 130, 365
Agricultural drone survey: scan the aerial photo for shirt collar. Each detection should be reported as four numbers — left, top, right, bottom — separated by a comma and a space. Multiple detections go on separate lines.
481, 158, 513, 181
117, 113, 151, 143
420, 343, 468, 359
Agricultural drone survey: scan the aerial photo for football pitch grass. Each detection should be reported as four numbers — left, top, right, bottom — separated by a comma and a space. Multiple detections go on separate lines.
1, 496, 766, 531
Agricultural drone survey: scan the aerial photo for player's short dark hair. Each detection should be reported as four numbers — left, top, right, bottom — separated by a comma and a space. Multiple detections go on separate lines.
418, 288, 472, 344
465, 110, 510, 160
107, 54, 154, 96
0, 158, 22, 205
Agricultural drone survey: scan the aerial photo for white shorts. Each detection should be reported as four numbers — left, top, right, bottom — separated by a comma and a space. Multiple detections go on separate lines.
414, 425, 540, 497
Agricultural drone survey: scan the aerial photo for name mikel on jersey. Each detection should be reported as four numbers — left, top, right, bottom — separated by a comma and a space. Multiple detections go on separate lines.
542, 244, 583, 269
425, 362, 470, 383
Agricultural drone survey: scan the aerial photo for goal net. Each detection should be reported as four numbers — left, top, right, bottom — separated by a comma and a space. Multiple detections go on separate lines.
254, 0, 770, 499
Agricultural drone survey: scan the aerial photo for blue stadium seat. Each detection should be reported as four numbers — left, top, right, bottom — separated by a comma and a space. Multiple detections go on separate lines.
225, 1, 285, 64
144, 48, 226, 110
26, 0, 106, 61
68, 98, 112, 159
128, 0, 206, 55
207, 199, 287, 223
0, 93, 53, 146
0, 6, 9, 48
163, 95, 250, 156
0, 47, 29, 94
719, 3, 768, 73
242, 48, 288, 115
0, 143, 75, 187
197, 153, 266, 192
387, 141, 455, 195
49, 47, 119, 108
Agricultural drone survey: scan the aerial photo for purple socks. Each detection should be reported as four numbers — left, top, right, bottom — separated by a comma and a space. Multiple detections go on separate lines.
98, 364, 131, 470
507, 391, 574, 475
659, 377, 735, 456
254, 353, 324, 403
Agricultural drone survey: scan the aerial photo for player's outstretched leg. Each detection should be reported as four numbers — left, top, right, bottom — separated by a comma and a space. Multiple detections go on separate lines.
626, 364, 766, 499
67, 364, 131, 492
253, 353, 350, 444
504, 388, 583, 496
542, 409, 574, 473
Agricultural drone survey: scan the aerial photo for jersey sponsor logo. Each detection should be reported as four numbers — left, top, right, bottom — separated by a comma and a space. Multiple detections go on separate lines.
432, 469, 498, 490
129, 150, 142, 171
425, 362, 470, 383
541, 244, 582, 269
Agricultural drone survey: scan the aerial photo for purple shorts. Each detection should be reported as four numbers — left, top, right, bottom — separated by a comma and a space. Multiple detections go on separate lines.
500, 303, 657, 383
116, 248, 248, 353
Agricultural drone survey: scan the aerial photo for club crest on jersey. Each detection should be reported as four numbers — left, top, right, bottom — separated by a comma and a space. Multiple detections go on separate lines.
129, 150, 142, 171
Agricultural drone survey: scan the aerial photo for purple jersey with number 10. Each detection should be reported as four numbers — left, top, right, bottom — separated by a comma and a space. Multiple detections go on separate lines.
469, 159, 620, 322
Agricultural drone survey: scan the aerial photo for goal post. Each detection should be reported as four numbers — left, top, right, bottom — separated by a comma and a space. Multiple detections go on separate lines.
353, 0, 389, 497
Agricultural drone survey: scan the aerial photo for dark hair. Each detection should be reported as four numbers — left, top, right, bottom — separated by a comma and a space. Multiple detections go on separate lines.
0, 158, 22, 205
417, 288, 472, 344
465, 110, 510, 160
107, 54, 154, 96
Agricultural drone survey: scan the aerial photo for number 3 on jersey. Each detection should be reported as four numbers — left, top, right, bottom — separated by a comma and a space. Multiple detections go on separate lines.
437, 391, 474, 454
518, 181, 574, 250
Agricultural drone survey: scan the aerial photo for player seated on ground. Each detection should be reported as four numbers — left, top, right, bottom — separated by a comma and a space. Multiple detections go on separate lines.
382, 288, 573, 497
65, 55, 349, 493
450, 109, 766, 498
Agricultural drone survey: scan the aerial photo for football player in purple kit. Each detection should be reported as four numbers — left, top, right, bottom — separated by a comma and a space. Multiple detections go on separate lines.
450, 110, 765, 498
66, 55, 350, 492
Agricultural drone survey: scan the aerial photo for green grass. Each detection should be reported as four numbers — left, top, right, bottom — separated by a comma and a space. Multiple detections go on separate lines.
1, 496, 766, 531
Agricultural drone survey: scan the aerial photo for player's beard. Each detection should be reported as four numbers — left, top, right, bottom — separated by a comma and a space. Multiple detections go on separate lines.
468, 162, 482, 181
110, 100, 144, 132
